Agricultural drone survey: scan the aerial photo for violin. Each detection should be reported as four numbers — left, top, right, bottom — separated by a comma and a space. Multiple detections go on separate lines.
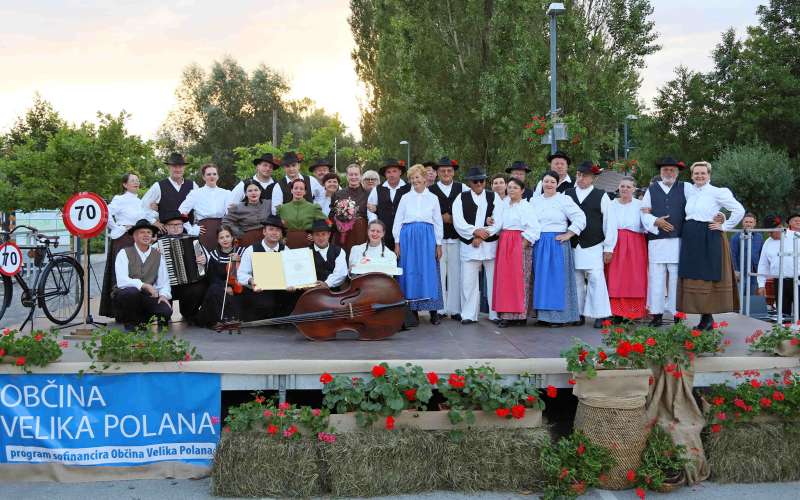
226, 241, 243, 295
215, 273, 409, 340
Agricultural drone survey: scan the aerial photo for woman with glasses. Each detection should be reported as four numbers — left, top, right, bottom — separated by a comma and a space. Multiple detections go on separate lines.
361, 170, 380, 192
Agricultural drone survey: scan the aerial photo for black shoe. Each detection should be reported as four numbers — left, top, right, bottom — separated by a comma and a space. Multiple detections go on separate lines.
593, 318, 605, 329
497, 320, 510, 328
451, 314, 462, 321
549, 322, 567, 328
648, 314, 663, 327
536, 320, 551, 327
572, 316, 586, 327
123, 323, 137, 332
430, 311, 441, 325
695, 313, 712, 331
489, 318, 501, 325
612, 315, 624, 325
461, 319, 477, 325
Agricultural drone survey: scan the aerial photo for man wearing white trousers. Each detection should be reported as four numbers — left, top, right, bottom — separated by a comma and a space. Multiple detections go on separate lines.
453, 166, 498, 324
566, 161, 616, 328
427, 157, 468, 321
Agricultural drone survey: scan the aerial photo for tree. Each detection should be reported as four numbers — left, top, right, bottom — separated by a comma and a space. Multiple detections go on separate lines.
3, 93, 65, 153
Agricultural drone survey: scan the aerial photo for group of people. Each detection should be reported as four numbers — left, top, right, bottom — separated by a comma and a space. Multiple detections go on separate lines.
99, 147, 772, 334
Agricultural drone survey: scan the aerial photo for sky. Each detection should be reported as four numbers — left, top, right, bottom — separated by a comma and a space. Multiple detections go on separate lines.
0, 0, 763, 141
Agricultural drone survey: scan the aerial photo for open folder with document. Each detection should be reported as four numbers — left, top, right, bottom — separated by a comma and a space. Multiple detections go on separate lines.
252, 248, 318, 290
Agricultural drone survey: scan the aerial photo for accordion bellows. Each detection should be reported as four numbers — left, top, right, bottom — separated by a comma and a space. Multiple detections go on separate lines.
157, 236, 206, 285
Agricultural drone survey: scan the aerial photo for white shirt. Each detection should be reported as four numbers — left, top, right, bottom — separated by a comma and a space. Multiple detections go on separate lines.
314, 244, 348, 288
534, 174, 573, 194
757, 231, 800, 287
487, 197, 541, 244
685, 183, 744, 230
608, 198, 655, 234
349, 242, 399, 274
367, 179, 408, 222
141, 178, 199, 223
640, 181, 694, 264
529, 192, 586, 235
319, 195, 334, 217
452, 190, 497, 261
392, 188, 445, 245
237, 240, 283, 288
271, 175, 325, 215
114, 245, 171, 299
229, 176, 275, 204
178, 185, 232, 223
107, 192, 148, 239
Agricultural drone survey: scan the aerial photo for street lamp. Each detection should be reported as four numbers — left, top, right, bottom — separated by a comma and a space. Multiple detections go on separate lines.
399, 140, 410, 166
623, 114, 638, 159
547, 3, 566, 154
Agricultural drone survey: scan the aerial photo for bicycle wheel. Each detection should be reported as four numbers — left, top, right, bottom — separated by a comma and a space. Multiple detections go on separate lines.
0, 275, 11, 322
38, 256, 84, 325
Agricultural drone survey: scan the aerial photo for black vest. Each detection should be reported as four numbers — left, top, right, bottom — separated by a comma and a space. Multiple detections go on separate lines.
567, 187, 605, 249
523, 187, 534, 201
375, 184, 411, 247
458, 191, 499, 245
311, 244, 342, 282
557, 180, 574, 193
278, 176, 313, 203
158, 179, 194, 223
428, 182, 463, 240
252, 241, 286, 253
647, 181, 686, 241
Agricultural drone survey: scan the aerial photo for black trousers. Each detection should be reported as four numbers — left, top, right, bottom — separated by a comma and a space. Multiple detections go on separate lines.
780, 278, 800, 316
197, 282, 242, 326
172, 281, 208, 322
113, 287, 172, 327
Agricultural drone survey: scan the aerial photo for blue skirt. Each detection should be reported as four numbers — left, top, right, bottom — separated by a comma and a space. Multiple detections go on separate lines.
532, 232, 580, 324
399, 222, 443, 311
679, 220, 722, 281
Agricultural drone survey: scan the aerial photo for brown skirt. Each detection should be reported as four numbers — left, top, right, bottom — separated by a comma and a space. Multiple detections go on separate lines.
99, 233, 134, 317
240, 228, 264, 247
677, 236, 740, 314
198, 218, 222, 250
337, 218, 368, 256
285, 230, 310, 249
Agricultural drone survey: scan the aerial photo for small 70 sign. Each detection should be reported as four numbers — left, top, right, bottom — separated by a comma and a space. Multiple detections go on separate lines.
0, 242, 23, 277
62, 192, 109, 239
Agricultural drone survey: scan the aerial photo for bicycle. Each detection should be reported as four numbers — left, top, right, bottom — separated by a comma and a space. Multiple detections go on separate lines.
0, 225, 84, 329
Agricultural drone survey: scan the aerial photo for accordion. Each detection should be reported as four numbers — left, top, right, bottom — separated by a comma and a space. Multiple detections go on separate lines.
157, 236, 206, 285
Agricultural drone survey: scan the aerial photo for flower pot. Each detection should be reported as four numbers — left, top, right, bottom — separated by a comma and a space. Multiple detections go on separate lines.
774, 339, 800, 357
328, 409, 542, 433
572, 368, 652, 407
657, 469, 686, 493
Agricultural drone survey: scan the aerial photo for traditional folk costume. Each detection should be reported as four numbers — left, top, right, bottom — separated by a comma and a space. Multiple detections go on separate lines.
308, 220, 349, 289
428, 157, 467, 319
229, 153, 281, 203
330, 185, 370, 255
141, 153, 198, 228
368, 159, 411, 250
237, 216, 290, 320
222, 200, 271, 246
757, 221, 799, 315
196, 245, 246, 327
179, 185, 232, 249
112, 220, 172, 329
271, 152, 325, 215
677, 182, 744, 328
452, 166, 499, 324
488, 196, 541, 323
505, 160, 535, 201
534, 151, 575, 195
529, 192, 585, 325
277, 198, 325, 249
349, 242, 399, 275
604, 197, 655, 320
99, 191, 148, 317
158, 211, 208, 325
392, 186, 445, 318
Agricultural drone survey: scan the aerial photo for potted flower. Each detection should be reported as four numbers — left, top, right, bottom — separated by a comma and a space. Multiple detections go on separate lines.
631, 425, 690, 493
705, 369, 799, 431
80, 325, 201, 372
224, 393, 333, 440
746, 323, 800, 357
540, 430, 615, 500
3, 329, 64, 372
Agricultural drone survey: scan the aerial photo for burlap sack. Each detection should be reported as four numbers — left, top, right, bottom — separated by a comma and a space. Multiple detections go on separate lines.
775, 339, 800, 357
646, 365, 709, 484
573, 369, 652, 490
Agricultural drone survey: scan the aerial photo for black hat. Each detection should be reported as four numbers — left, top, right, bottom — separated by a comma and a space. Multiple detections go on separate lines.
655, 157, 686, 170
308, 219, 333, 233
788, 213, 800, 224
165, 152, 188, 165
576, 161, 602, 175
505, 160, 531, 174
252, 153, 280, 167
281, 151, 303, 166
546, 150, 572, 165
379, 158, 406, 176
263, 214, 287, 232
309, 158, 333, 172
435, 157, 459, 170
763, 215, 783, 229
159, 210, 187, 224
422, 160, 436, 168
464, 165, 487, 181
127, 219, 159, 236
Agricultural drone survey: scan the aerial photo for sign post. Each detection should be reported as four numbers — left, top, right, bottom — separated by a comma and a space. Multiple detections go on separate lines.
0, 242, 24, 278
62, 192, 108, 331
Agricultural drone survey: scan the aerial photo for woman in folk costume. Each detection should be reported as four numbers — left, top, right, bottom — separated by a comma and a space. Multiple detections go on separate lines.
179, 163, 232, 249
392, 164, 444, 325
277, 178, 326, 249
487, 178, 541, 327
604, 177, 655, 322
349, 220, 399, 275
197, 225, 245, 329
529, 171, 586, 327
677, 161, 744, 330
222, 179, 272, 246
100, 173, 149, 318
331, 163, 370, 255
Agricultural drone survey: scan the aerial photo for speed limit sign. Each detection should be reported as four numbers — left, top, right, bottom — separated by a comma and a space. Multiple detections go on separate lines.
0, 242, 23, 277
62, 192, 109, 239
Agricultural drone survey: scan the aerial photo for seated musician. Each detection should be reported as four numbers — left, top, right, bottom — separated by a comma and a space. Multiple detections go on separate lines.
160, 210, 208, 325
113, 219, 172, 330
197, 225, 245, 329
236, 215, 289, 319
308, 219, 348, 290
349, 220, 399, 276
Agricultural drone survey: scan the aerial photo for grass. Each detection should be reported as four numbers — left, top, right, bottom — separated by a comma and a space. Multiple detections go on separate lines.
706, 422, 800, 483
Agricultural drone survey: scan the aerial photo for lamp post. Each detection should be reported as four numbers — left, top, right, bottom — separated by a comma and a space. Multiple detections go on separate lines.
547, 3, 566, 154
399, 140, 410, 166
623, 114, 638, 159
333, 135, 337, 173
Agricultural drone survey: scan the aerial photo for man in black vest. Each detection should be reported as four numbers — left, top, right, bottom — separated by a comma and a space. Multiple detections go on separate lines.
535, 150, 574, 194
566, 161, 615, 328
452, 166, 499, 325
237, 215, 289, 320
428, 157, 467, 320
367, 159, 411, 250
159, 211, 208, 325
229, 153, 280, 205
308, 219, 348, 290
271, 151, 324, 215
505, 160, 534, 200
142, 152, 198, 233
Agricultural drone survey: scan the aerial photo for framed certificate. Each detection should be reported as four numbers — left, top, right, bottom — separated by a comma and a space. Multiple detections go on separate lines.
252, 248, 318, 290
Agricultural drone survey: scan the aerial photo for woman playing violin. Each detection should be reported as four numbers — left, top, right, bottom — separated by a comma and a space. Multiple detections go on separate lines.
197, 225, 246, 329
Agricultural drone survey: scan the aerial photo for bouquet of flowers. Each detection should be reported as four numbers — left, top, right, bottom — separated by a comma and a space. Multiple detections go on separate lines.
333, 197, 358, 244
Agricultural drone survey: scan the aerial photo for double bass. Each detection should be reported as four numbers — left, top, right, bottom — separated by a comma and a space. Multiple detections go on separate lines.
216, 273, 409, 340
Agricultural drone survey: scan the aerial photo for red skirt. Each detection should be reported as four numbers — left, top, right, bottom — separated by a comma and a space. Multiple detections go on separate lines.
492, 230, 526, 314
605, 229, 648, 319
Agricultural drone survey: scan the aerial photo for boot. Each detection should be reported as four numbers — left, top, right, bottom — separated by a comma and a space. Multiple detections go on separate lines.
592, 318, 606, 329
430, 310, 441, 325
572, 315, 586, 327
696, 313, 713, 331
648, 314, 663, 327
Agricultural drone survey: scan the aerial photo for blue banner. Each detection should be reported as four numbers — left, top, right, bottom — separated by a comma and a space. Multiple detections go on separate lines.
0, 373, 220, 466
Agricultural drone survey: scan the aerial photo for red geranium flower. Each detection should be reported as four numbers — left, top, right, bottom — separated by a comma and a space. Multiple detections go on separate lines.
691, 329, 702, 337
578, 350, 588, 362
511, 404, 526, 419
279, 402, 290, 410
674, 311, 687, 320
719, 321, 729, 328
750, 379, 761, 388
448, 373, 465, 388
576, 442, 586, 456
320, 372, 333, 384
267, 424, 278, 435
385, 415, 395, 430
635, 486, 646, 499
34, 333, 43, 342
711, 424, 722, 433
713, 396, 725, 406
759, 397, 772, 408
598, 350, 608, 362
427, 371, 439, 385
371, 364, 387, 377
263, 409, 273, 417
568, 378, 577, 385
626, 469, 636, 482
546, 385, 558, 398
773, 391, 785, 401
254, 395, 266, 404
716, 411, 727, 421
559, 467, 569, 480
571, 481, 586, 494
0, 348, 4, 357
495, 407, 511, 418
602, 319, 613, 327
684, 340, 695, 351
15, 357, 25, 366
791, 337, 800, 346
614, 327, 624, 334
632, 342, 645, 354
404, 388, 417, 401
646, 337, 656, 347
616, 340, 632, 358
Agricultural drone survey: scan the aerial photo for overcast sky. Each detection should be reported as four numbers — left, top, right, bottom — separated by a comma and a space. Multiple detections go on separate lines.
0, 0, 763, 140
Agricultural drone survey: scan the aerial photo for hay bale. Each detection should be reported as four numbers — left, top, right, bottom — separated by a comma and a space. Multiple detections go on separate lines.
707, 423, 800, 483
211, 432, 323, 497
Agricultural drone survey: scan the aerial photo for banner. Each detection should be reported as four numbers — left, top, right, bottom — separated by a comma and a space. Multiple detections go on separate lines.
0, 373, 220, 467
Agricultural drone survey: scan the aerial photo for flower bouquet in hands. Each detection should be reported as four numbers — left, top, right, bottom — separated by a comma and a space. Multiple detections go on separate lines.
332, 197, 358, 244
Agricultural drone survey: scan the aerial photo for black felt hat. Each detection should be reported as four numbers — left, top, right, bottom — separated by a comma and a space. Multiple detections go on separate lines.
263, 214, 287, 232
281, 151, 303, 166
379, 158, 406, 176
464, 165, 487, 181
435, 157, 459, 170
546, 150, 572, 165
505, 160, 531, 174
308, 219, 333, 233
158, 210, 187, 224
655, 156, 686, 170
127, 219, 159, 236
763, 215, 783, 229
252, 153, 280, 167
165, 152, 188, 165
422, 161, 436, 168
576, 161, 602, 175
309, 158, 333, 172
